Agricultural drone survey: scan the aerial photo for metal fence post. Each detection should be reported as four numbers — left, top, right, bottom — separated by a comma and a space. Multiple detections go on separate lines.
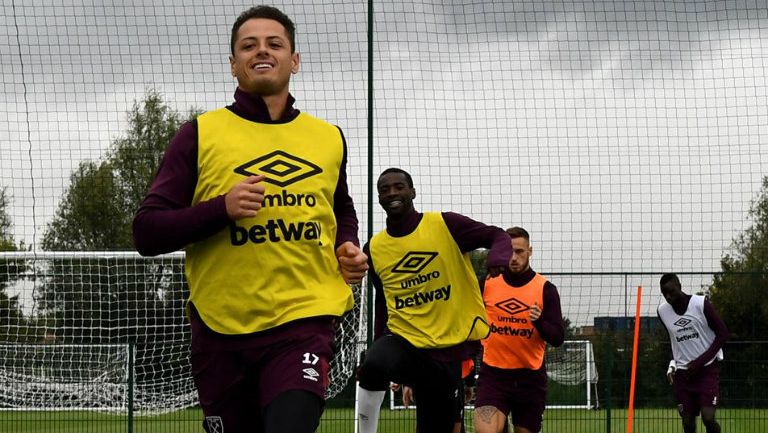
128, 342, 134, 433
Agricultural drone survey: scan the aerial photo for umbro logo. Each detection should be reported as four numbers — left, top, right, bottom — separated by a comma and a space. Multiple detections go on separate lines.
673, 318, 692, 327
495, 297, 530, 316
303, 367, 320, 382
392, 252, 438, 274
234, 150, 322, 187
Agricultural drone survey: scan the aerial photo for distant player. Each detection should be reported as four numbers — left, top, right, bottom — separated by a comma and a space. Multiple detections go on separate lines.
474, 227, 564, 433
658, 273, 729, 433
356, 168, 511, 433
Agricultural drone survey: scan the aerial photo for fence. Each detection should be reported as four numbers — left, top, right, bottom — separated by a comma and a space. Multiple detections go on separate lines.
0, 254, 766, 432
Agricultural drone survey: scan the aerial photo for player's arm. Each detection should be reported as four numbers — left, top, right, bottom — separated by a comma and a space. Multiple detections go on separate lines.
687, 299, 729, 371
531, 281, 565, 347
363, 242, 388, 340
657, 308, 675, 378
133, 121, 234, 256
441, 212, 512, 275
332, 128, 360, 248
331, 129, 368, 283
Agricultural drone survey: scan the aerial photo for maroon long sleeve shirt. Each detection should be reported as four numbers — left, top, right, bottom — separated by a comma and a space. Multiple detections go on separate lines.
132, 88, 360, 256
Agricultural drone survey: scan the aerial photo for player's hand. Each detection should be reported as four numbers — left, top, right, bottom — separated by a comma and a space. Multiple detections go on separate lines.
529, 302, 542, 321
402, 385, 414, 408
225, 175, 266, 220
464, 385, 476, 404
487, 265, 505, 278
666, 360, 676, 385
336, 241, 368, 284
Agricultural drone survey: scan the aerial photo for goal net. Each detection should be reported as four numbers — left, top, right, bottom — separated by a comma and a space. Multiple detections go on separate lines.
0, 343, 130, 411
0, 251, 365, 413
545, 340, 599, 409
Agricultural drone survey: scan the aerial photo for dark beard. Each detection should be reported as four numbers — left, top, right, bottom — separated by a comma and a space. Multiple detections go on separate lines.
247, 77, 288, 97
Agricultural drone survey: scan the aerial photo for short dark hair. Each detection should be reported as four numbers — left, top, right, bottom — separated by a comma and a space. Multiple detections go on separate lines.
379, 168, 414, 188
660, 273, 681, 288
231, 6, 296, 54
506, 226, 530, 241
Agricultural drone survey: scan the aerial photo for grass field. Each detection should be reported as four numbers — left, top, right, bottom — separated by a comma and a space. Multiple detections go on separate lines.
1, 407, 766, 433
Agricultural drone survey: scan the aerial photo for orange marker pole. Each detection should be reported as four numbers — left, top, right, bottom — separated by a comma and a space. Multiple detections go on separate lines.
627, 285, 642, 433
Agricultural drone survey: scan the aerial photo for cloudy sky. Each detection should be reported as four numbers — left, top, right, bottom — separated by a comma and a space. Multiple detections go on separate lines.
2, 0, 767, 323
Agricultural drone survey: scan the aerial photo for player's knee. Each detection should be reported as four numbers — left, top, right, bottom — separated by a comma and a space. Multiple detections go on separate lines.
473, 406, 505, 433
262, 390, 324, 433
702, 415, 719, 427
357, 357, 390, 390
681, 415, 696, 433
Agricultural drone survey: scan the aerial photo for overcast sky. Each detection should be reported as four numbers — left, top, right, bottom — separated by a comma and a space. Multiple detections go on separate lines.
2, 0, 768, 323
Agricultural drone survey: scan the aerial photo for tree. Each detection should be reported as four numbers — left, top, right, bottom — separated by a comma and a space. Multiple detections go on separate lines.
706, 176, 768, 408
42, 90, 193, 251
708, 176, 768, 340
0, 187, 28, 342
36, 91, 196, 387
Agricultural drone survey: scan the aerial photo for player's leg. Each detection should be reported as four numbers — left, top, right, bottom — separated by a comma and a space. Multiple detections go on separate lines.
697, 362, 722, 433
474, 363, 513, 433
474, 405, 508, 433
256, 318, 336, 433
357, 335, 419, 433
412, 359, 462, 433
673, 369, 698, 433
506, 371, 546, 433
453, 369, 467, 433
700, 406, 720, 433
262, 389, 325, 433
191, 349, 256, 433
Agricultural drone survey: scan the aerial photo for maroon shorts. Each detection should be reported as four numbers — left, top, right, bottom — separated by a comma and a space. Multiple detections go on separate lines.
190, 317, 335, 433
474, 363, 547, 433
673, 361, 721, 417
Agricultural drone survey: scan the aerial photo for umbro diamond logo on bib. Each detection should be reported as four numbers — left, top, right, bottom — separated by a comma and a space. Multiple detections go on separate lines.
392, 251, 438, 274
234, 150, 322, 187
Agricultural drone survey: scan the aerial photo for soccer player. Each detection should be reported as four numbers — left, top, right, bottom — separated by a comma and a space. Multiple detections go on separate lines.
658, 273, 729, 433
132, 6, 367, 433
356, 168, 512, 433
474, 227, 564, 433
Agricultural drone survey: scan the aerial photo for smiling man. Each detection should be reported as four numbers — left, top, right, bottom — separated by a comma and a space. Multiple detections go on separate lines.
356, 168, 512, 433
132, 6, 367, 433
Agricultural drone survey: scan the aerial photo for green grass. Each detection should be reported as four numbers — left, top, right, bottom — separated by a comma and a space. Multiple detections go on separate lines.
1, 407, 766, 433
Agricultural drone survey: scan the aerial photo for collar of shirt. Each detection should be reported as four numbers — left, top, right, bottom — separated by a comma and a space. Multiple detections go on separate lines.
229, 87, 300, 123
385, 211, 423, 238
502, 267, 536, 287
